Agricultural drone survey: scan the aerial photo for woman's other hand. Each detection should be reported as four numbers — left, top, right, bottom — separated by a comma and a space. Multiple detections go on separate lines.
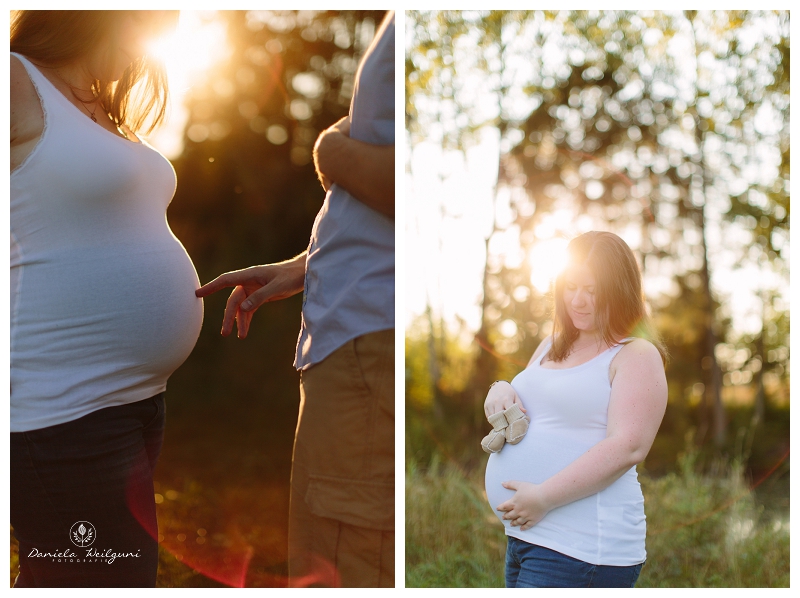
484, 381, 526, 418
195, 253, 307, 338
497, 480, 552, 531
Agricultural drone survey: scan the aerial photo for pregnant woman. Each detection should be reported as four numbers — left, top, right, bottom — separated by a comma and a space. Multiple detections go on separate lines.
484, 231, 668, 588
10, 11, 201, 587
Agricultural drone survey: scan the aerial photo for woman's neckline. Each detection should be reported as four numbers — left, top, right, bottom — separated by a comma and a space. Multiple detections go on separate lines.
537, 338, 622, 371
16, 53, 143, 146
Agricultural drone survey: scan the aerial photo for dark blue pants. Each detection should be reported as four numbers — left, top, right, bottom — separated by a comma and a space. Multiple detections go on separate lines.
11, 394, 165, 587
505, 537, 644, 588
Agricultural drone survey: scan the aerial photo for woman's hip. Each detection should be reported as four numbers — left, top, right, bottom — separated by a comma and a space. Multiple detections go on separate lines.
505, 537, 644, 588
11, 394, 165, 586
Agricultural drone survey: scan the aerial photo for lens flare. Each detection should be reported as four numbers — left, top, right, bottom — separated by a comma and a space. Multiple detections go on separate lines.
529, 237, 570, 293
144, 11, 231, 158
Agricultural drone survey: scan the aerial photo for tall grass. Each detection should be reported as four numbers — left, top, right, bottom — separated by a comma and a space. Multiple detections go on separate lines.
406, 456, 505, 587
639, 450, 789, 587
406, 450, 789, 588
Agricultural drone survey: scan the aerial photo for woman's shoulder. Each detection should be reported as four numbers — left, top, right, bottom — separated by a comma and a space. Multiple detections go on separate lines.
613, 337, 663, 368
10, 53, 37, 83
11, 54, 39, 110
608, 337, 665, 386
526, 335, 554, 367
11, 53, 31, 87
11, 53, 45, 173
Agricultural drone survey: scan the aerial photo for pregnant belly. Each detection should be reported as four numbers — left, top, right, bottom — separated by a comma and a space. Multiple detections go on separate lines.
14, 240, 203, 378
484, 427, 647, 564
484, 430, 599, 528
485, 451, 520, 529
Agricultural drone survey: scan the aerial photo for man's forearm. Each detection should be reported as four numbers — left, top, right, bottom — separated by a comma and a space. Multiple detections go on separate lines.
314, 131, 395, 219
276, 250, 309, 296
282, 250, 308, 268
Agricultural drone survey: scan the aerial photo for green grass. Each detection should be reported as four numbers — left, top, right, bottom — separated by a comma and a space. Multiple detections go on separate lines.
638, 451, 789, 587
406, 451, 789, 588
406, 456, 506, 587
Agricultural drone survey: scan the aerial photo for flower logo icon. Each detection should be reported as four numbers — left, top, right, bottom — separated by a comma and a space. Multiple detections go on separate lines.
70, 521, 96, 547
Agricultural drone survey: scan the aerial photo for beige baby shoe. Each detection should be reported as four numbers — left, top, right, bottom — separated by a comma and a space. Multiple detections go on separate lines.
503, 403, 529, 445
481, 411, 509, 454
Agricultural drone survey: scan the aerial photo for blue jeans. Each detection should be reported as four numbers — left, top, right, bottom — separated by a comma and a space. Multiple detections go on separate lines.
505, 537, 644, 588
11, 394, 165, 587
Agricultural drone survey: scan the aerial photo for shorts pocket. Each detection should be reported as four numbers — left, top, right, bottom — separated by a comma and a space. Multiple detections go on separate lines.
306, 474, 394, 531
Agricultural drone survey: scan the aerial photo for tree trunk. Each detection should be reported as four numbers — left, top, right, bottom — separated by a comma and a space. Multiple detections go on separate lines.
469, 17, 509, 444
424, 300, 441, 398
752, 294, 767, 425
689, 12, 726, 449
695, 120, 726, 449
471, 225, 498, 441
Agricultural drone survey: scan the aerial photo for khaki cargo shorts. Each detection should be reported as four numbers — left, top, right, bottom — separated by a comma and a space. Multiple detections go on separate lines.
288, 329, 394, 588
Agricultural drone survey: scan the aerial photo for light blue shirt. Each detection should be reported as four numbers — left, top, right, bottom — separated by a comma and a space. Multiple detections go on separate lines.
294, 12, 395, 370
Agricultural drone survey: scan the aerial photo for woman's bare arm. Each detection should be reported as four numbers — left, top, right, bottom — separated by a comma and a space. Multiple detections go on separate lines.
497, 338, 667, 530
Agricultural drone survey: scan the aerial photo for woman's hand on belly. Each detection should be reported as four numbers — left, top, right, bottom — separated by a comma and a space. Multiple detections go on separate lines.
496, 480, 553, 532
484, 381, 527, 417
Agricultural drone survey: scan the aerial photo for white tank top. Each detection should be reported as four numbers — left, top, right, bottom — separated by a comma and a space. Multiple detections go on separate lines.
484, 338, 647, 566
10, 53, 204, 432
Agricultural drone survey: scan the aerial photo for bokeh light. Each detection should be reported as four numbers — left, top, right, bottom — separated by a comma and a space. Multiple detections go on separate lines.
528, 237, 570, 293
146, 11, 231, 158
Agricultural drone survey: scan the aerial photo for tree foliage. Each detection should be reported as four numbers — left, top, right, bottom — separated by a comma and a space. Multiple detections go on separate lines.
406, 10, 789, 462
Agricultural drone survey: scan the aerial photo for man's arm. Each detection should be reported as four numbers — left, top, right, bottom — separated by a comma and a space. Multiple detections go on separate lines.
313, 118, 394, 219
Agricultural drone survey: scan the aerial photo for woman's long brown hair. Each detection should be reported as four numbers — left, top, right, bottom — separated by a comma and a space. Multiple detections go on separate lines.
10, 10, 178, 134
548, 231, 667, 364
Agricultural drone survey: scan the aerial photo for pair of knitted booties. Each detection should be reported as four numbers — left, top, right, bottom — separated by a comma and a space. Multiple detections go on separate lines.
481, 404, 529, 454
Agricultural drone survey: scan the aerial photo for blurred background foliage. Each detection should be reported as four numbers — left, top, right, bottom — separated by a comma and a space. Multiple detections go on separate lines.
405, 10, 788, 587
162, 9, 388, 588
8, 10, 388, 588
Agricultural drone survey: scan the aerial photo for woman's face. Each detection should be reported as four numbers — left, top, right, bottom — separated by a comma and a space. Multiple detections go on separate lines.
562, 263, 598, 334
